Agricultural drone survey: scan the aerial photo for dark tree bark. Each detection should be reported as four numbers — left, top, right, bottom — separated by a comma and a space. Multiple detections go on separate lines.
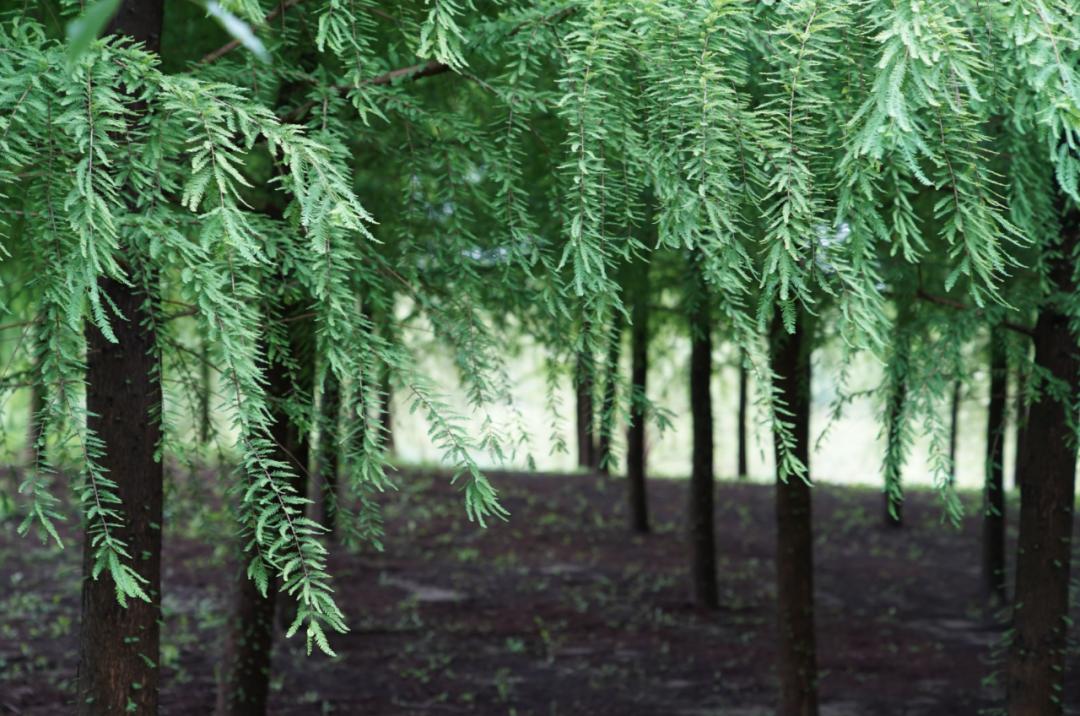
737, 351, 748, 480
1013, 357, 1030, 493
27, 319, 44, 466
80, 276, 164, 716
883, 327, 909, 528
320, 373, 341, 535
883, 376, 907, 528
770, 308, 819, 716
687, 276, 718, 609
275, 311, 314, 631
625, 261, 650, 534
597, 311, 624, 476
983, 330, 1008, 602
218, 306, 313, 715
216, 566, 276, 716
379, 368, 394, 455
199, 336, 212, 445
948, 378, 961, 485
216, 340, 292, 716
1006, 209, 1080, 716
78, 4, 165, 715
575, 342, 597, 470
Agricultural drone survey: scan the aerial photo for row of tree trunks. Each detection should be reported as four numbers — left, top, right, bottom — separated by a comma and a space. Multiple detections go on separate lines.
77, 3, 166, 714
770, 309, 820, 716
1005, 204, 1080, 716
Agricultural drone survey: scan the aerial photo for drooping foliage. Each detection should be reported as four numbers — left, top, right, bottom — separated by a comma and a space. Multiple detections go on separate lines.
0, 0, 1077, 658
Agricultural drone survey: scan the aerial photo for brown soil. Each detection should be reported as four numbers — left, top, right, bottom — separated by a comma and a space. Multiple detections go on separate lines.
1, 469, 1077, 715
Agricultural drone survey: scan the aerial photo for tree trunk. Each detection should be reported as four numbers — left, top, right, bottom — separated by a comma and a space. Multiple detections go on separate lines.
575, 343, 597, 470
199, 335, 212, 445
597, 311, 624, 476
625, 262, 650, 534
1006, 210, 1079, 716
948, 378, 961, 485
78, 5, 165, 714
379, 368, 394, 455
770, 308, 819, 716
321, 373, 341, 535
883, 329, 909, 528
215, 566, 277, 716
276, 312, 313, 632
80, 274, 164, 716
26, 319, 44, 466
983, 330, 1008, 603
737, 351, 748, 480
218, 304, 313, 714
687, 281, 717, 609
1013, 356, 1029, 493
216, 340, 292, 716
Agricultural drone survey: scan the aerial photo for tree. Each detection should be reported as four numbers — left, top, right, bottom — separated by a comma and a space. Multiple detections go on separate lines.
770, 308, 818, 716
77, 4, 165, 713
736, 350, 749, 480
596, 308, 624, 476
5, 2, 1080, 713
982, 330, 1008, 602
625, 259, 651, 533
320, 372, 342, 535
1005, 205, 1079, 714
686, 261, 718, 609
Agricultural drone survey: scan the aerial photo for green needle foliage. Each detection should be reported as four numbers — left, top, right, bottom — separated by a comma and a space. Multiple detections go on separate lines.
0, 0, 1077, 659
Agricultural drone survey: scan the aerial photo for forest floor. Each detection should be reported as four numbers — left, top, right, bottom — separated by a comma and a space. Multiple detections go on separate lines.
1, 467, 1078, 715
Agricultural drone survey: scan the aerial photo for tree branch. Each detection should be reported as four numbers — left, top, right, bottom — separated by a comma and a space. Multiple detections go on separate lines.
281, 5, 578, 124
198, 0, 307, 64
916, 289, 1034, 338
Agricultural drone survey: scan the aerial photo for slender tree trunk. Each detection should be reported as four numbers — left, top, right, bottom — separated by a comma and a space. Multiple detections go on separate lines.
626, 262, 650, 533
78, 5, 165, 714
948, 378, 961, 485
321, 373, 341, 535
379, 368, 394, 455
218, 305, 313, 714
983, 330, 1008, 602
1013, 357, 1029, 494
1006, 211, 1079, 716
26, 320, 44, 466
575, 342, 597, 470
216, 341, 292, 716
737, 351, 748, 480
216, 565, 276, 716
597, 311, 624, 476
276, 312, 313, 631
770, 308, 819, 716
199, 335, 212, 445
80, 275, 164, 716
687, 279, 717, 609
883, 376, 907, 527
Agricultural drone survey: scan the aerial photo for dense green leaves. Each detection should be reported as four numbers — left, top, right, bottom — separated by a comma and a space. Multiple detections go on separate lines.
1, 0, 1078, 653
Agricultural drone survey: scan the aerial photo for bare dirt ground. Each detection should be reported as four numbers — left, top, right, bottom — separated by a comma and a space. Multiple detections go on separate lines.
1, 468, 1077, 715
